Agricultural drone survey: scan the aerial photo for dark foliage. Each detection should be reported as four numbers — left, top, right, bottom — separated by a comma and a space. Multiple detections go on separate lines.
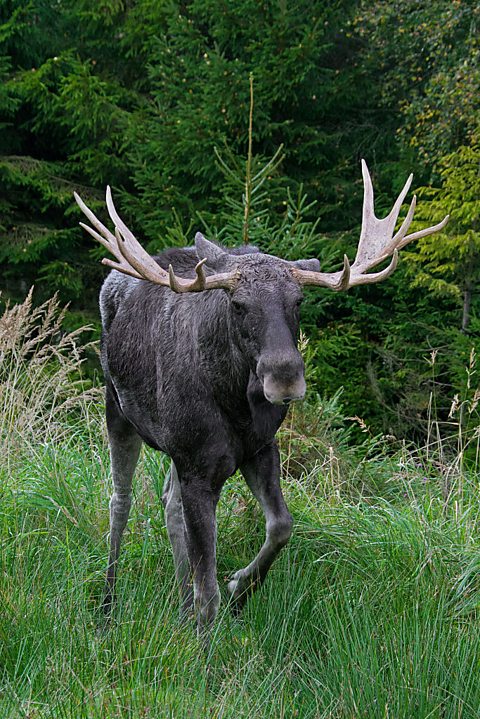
0, 0, 478, 440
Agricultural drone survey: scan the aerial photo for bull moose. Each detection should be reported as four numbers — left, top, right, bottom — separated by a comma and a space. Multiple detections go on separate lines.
75, 161, 448, 635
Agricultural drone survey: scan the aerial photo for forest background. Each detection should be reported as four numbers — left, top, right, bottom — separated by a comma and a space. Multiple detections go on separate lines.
1, 0, 479, 442
2, 2, 480, 716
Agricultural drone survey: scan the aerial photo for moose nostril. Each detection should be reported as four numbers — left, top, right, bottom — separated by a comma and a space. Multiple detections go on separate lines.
261, 368, 306, 406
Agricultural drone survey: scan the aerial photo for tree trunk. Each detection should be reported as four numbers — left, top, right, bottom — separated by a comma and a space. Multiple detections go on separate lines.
462, 282, 472, 333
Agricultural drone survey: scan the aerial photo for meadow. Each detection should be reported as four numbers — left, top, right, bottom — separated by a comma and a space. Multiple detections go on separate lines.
1, 293, 480, 719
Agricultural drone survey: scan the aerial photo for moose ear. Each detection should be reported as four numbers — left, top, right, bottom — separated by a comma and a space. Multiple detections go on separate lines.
289, 258, 321, 271
195, 232, 227, 267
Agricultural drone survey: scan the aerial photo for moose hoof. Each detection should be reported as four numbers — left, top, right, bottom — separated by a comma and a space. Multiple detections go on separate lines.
227, 570, 257, 610
226, 569, 243, 595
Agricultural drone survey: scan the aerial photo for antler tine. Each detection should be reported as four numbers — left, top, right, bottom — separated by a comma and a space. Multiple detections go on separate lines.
349, 249, 398, 287
397, 213, 450, 249
79, 221, 116, 255
392, 194, 416, 246
361, 160, 413, 236
105, 186, 135, 244
361, 157, 374, 218
101, 257, 144, 279
354, 160, 413, 272
193, 258, 207, 290
105, 188, 172, 286
75, 192, 144, 279
337, 255, 351, 291
383, 168, 413, 229
291, 159, 449, 291
74, 192, 116, 251
168, 258, 208, 293
290, 254, 352, 292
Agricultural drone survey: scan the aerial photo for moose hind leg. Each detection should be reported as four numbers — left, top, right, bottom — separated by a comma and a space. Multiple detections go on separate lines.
228, 441, 292, 606
162, 462, 193, 615
104, 386, 142, 613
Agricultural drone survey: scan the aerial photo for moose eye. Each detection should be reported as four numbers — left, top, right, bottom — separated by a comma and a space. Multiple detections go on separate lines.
232, 299, 247, 316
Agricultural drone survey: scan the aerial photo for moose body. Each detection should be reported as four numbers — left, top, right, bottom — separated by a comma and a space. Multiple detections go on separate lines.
75, 160, 448, 634
101, 242, 313, 627
101, 245, 298, 460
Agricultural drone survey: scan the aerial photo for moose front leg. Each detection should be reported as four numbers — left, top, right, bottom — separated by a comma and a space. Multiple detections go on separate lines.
228, 441, 293, 607
162, 461, 194, 616
179, 479, 221, 635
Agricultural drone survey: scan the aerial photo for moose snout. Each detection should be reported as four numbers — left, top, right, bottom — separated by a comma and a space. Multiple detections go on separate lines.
257, 353, 306, 406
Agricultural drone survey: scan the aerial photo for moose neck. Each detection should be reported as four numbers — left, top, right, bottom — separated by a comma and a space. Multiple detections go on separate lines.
174, 291, 255, 415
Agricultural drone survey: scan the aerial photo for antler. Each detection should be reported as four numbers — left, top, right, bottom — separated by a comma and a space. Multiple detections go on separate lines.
291, 160, 449, 291
74, 187, 239, 293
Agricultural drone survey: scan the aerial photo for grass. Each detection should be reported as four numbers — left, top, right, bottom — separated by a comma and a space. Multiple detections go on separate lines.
2, 428, 480, 718
1, 293, 480, 718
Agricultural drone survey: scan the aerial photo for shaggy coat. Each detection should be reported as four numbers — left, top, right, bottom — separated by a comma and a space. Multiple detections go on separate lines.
101, 237, 318, 631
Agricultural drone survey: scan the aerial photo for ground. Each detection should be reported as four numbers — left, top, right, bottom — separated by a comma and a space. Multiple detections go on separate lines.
1, 413, 479, 719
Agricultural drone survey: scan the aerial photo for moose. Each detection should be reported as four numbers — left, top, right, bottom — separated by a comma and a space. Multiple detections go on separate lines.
75, 161, 448, 634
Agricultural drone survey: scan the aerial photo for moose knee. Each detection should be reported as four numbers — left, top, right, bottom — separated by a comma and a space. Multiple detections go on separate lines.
269, 513, 293, 549
110, 491, 132, 517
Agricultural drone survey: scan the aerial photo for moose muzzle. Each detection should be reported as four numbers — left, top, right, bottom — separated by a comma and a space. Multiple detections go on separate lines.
257, 352, 306, 406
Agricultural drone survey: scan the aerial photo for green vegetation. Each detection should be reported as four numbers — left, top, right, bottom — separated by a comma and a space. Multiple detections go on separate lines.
1, 295, 480, 717
1, 0, 479, 439
1, 4, 479, 713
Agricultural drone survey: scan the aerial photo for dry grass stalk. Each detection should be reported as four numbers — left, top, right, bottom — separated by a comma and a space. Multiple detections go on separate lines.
0, 288, 100, 462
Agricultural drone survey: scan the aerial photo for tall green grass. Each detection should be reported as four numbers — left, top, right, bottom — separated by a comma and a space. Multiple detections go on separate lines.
1, 293, 479, 718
